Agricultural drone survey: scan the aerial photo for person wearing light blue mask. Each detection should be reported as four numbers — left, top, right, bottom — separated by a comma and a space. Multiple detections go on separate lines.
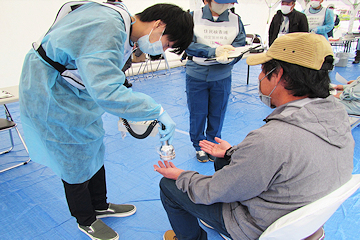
19, 2, 193, 240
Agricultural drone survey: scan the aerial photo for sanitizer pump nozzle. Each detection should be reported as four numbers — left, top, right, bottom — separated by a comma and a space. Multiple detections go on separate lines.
159, 124, 176, 160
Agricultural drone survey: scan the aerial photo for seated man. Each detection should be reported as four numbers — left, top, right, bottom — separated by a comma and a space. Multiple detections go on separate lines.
333, 77, 360, 115
154, 33, 354, 240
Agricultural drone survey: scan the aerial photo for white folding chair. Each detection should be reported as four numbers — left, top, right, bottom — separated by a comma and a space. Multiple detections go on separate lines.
348, 114, 360, 129
259, 174, 360, 240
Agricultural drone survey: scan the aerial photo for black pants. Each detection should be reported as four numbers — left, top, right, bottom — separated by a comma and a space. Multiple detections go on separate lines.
62, 166, 108, 226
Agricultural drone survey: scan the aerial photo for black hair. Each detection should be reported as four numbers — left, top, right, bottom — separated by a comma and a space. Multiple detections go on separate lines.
136, 4, 194, 55
262, 56, 334, 98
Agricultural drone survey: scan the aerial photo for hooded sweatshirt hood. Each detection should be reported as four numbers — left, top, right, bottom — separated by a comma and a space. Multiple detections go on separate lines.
265, 95, 350, 148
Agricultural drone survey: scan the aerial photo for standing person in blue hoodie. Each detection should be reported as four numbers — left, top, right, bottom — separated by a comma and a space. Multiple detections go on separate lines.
304, 0, 334, 39
155, 33, 353, 240
185, 0, 246, 163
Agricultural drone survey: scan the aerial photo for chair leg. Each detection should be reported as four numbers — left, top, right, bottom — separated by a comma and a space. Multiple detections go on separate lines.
350, 117, 360, 129
0, 126, 31, 173
0, 129, 14, 155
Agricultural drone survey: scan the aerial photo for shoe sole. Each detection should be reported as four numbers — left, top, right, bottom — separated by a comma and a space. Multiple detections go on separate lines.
96, 205, 137, 219
78, 226, 119, 240
197, 159, 209, 163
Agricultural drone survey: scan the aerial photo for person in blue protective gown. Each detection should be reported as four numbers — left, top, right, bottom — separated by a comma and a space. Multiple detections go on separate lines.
18, 2, 193, 240
304, 0, 334, 40
184, 0, 246, 162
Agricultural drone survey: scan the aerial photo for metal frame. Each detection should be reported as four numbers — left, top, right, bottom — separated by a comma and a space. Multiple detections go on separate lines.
0, 104, 30, 173
349, 114, 360, 130
127, 52, 171, 81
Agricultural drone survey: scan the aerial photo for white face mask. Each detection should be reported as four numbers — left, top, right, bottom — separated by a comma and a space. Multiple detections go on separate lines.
211, 2, 232, 15
281, 5, 292, 15
259, 68, 277, 108
310, 1, 320, 9
137, 28, 164, 56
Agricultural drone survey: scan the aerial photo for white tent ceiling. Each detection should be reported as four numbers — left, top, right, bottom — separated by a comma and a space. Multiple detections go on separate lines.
0, 0, 359, 88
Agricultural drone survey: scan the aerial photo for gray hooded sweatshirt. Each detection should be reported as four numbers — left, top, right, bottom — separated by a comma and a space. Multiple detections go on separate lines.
176, 96, 354, 240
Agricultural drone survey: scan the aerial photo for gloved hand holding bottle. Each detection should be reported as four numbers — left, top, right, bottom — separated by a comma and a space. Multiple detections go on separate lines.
215, 45, 235, 64
157, 108, 176, 145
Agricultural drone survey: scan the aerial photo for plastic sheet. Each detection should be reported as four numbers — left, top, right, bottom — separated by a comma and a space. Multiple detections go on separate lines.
0, 59, 359, 239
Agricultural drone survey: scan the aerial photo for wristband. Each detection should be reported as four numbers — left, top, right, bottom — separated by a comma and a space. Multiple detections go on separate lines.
223, 147, 234, 161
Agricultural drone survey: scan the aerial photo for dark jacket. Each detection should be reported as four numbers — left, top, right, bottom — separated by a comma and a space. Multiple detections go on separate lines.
269, 9, 309, 46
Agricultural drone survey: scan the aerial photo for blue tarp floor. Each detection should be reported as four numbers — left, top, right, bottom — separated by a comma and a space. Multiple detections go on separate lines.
1, 57, 360, 240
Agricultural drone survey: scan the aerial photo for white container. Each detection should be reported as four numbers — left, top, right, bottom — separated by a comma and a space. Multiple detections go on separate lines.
335, 52, 350, 67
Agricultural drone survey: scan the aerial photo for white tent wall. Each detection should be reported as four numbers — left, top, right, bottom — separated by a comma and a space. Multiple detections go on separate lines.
0, 0, 357, 88
234, 0, 276, 44
0, 0, 189, 88
0, 0, 268, 88
0, 0, 73, 89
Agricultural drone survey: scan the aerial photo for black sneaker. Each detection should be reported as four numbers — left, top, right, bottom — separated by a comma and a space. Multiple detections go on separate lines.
78, 219, 119, 240
208, 154, 216, 162
95, 203, 136, 218
196, 151, 208, 163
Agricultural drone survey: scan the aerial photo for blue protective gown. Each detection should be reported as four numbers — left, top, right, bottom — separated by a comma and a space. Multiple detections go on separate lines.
304, 6, 334, 40
19, 2, 162, 184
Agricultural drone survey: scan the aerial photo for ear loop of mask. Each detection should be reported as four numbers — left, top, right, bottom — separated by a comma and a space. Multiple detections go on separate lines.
260, 67, 276, 83
261, 67, 281, 97
148, 24, 166, 41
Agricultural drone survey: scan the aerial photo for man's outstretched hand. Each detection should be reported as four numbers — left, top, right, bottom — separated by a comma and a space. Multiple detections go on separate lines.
154, 160, 184, 180
199, 137, 231, 158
